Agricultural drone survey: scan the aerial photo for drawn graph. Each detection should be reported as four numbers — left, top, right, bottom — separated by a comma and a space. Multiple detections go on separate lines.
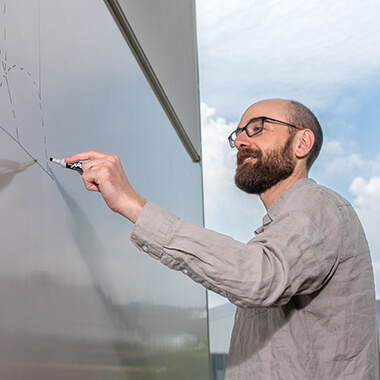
0, 0, 52, 179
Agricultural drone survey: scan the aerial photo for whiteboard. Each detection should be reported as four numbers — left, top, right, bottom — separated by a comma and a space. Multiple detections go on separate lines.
0, 1, 208, 379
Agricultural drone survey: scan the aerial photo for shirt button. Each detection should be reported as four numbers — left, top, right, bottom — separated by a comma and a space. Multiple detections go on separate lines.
182, 269, 189, 275
142, 245, 149, 252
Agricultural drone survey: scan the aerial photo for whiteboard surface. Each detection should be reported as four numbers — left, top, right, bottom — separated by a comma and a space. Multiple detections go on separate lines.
0, 1, 208, 378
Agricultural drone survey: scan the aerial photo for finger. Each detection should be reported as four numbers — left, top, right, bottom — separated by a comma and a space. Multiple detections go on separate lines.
65, 150, 107, 164
80, 158, 104, 172
84, 181, 100, 192
81, 166, 101, 192
80, 159, 114, 189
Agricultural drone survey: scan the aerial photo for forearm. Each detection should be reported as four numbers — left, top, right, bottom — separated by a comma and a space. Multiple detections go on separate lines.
131, 203, 292, 308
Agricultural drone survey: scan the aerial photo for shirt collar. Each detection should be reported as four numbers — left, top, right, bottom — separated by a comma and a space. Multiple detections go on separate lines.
255, 178, 316, 234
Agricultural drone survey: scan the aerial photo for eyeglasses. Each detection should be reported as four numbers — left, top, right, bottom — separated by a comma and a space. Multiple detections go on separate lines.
228, 116, 304, 148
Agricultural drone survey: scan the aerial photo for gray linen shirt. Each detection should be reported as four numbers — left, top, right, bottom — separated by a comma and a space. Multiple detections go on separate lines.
131, 178, 379, 379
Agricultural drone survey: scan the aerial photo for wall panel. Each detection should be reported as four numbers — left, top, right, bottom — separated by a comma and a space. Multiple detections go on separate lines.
0, 1, 208, 378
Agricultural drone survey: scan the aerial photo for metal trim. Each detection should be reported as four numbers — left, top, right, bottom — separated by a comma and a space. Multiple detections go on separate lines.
103, 0, 201, 163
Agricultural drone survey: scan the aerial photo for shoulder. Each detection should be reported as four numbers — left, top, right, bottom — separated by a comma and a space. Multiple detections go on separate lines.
267, 179, 353, 231
280, 178, 350, 212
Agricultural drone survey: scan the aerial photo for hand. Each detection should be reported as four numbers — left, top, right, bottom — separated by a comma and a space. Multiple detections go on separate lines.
65, 151, 147, 223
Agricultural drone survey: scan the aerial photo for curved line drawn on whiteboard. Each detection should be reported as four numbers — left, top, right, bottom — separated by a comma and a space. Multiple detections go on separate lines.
0, 0, 52, 180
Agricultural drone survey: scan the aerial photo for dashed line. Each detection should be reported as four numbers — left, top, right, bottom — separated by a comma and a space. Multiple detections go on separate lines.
1, 0, 51, 179
4, 75, 12, 103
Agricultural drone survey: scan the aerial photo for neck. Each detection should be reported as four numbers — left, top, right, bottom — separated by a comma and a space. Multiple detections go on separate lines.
259, 167, 308, 210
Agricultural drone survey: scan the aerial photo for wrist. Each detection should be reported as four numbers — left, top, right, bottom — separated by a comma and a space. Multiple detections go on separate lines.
120, 196, 147, 224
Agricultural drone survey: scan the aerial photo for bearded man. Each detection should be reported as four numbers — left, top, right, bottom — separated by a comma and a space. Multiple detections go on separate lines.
67, 99, 379, 379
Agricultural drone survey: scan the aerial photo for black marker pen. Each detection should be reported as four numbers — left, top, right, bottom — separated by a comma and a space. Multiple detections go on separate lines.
50, 157, 83, 173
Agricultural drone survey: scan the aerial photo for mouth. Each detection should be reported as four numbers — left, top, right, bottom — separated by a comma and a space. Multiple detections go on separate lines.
242, 156, 256, 164
238, 155, 257, 166
237, 149, 261, 167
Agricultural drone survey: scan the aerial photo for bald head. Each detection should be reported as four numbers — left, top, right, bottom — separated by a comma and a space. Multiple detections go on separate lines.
241, 99, 323, 171
241, 99, 291, 124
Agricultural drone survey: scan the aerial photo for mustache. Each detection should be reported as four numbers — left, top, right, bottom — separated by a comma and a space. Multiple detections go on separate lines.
236, 148, 262, 166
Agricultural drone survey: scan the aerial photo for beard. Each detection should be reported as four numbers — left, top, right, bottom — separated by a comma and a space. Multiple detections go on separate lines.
234, 137, 296, 195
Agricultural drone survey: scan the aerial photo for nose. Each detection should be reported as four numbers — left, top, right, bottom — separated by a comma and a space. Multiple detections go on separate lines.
234, 130, 251, 150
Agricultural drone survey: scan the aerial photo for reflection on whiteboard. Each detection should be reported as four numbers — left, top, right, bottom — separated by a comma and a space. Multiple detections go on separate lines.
0, 158, 36, 191
0, 0, 51, 178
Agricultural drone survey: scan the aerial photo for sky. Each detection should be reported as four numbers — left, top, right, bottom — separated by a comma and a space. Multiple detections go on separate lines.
195, 0, 380, 307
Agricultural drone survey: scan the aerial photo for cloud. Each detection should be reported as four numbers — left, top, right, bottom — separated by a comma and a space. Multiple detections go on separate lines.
196, 0, 380, 119
349, 176, 380, 293
200, 103, 236, 186
350, 176, 380, 242
314, 137, 380, 184
350, 177, 380, 207
309, 124, 380, 198
200, 103, 265, 242
322, 138, 344, 156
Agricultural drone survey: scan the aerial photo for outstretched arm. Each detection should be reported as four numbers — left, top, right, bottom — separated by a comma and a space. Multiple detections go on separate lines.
65, 151, 147, 223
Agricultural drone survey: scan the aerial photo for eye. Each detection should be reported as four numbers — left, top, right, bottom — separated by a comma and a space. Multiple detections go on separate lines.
246, 121, 262, 136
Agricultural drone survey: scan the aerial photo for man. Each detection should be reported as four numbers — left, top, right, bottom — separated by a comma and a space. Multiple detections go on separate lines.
66, 99, 379, 379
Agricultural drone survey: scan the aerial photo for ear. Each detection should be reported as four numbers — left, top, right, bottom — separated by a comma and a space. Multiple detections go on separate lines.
294, 129, 314, 159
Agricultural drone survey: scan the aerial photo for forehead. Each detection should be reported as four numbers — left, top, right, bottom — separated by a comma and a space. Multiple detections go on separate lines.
239, 100, 290, 126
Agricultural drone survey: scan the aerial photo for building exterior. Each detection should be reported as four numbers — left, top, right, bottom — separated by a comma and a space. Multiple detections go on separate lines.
0, 1, 209, 379
208, 303, 236, 380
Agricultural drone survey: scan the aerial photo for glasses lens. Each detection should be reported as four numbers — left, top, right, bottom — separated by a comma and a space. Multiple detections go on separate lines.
228, 118, 263, 148
228, 131, 237, 148
246, 119, 262, 136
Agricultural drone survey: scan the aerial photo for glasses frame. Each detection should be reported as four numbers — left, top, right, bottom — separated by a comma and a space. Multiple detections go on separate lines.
228, 116, 304, 148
